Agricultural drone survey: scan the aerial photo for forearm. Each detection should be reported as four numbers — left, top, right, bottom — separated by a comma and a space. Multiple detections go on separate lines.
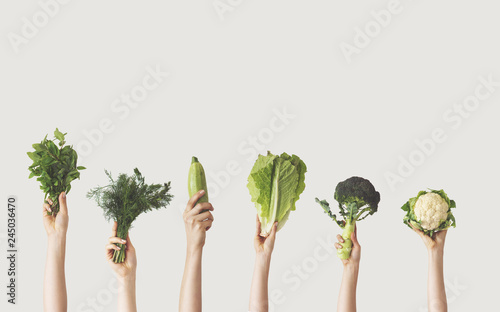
249, 254, 271, 312
427, 249, 447, 312
118, 275, 137, 312
337, 263, 359, 312
44, 234, 67, 312
179, 248, 203, 312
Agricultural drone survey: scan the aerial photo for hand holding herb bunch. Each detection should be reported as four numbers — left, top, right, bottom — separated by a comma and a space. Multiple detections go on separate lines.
28, 128, 85, 216
88, 168, 173, 263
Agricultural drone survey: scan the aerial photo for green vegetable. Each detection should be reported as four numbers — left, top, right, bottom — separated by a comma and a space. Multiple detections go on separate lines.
247, 151, 307, 236
87, 168, 173, 263
188, 156, 208, 203
27, 128, 85, 216
401, 189, 456, 236
316, 176, 380, 260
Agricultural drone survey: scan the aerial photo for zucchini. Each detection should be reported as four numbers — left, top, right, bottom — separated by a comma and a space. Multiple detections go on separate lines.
188, 156, 209, 203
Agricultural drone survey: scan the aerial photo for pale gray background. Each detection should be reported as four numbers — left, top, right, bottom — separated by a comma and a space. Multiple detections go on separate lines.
1, 1, 499, 311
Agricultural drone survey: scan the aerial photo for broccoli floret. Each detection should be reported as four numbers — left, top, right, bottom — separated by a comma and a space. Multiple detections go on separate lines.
334, 176, 380, 221
316, 176, 380, 260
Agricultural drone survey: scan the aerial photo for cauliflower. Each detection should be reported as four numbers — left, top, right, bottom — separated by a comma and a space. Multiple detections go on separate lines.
414, 192, 449, 230
401, 189, 456, 236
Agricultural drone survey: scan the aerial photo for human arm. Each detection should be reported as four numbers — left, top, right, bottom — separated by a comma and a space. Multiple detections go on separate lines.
179, 190, 214, 312
249, 216, 277, 312
411, 224, 448, 312
336, 225, 360, 312
106, 221, 137, 312
43, 192, 68, 312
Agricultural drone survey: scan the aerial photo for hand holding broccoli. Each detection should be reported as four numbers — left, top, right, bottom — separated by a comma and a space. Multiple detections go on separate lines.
335, 225, 361, 266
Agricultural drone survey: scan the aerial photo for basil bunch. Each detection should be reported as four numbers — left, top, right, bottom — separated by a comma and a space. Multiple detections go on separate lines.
27, 128, 85, 216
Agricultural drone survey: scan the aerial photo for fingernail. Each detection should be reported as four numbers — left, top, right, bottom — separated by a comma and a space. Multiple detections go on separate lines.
62, 192, 66, 199
199, 190, 205, 194
121, 239, 126, 243
117, 246, 121, 250
48, 207, 52, 212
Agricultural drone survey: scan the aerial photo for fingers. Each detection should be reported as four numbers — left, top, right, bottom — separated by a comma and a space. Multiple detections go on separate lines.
336, 234, 344, 244
111, 221, 118, 238
351, 225, 360, 247
106, 243, 122, 252
188, 202, 214, 216
58, 192, 68, 215
255, 215, 262, 236
267, 221, 278, 241
200, 219, 214, 231
109, 236, 127, 245
185, 190, 206, 212
43, 203, 52, 216
194, 211, 214, 222
126, 233, 134, 249
409, 223, 424, 237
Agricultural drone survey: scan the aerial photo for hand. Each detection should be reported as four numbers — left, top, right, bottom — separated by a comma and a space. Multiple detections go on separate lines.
43, 192, 69, 237
410, 224, 447, 252
106, 221, 137, 279
335, 226, 360, 267
254, 215, 277, 259
183, 190, 214, 252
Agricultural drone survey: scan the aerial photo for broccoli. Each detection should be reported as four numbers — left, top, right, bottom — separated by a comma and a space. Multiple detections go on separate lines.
315, 176, 380, 260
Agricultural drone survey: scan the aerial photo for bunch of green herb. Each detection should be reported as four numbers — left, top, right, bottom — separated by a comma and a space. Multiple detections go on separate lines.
27, 128, 85, 216
87, 168, 173, 263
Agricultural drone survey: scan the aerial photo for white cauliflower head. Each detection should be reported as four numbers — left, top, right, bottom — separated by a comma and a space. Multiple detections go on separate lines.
414, 192, 449, 230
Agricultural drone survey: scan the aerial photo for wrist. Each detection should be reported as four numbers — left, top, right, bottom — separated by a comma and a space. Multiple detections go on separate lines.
118, 273, 136, 284
428, 247, 444, 259
343, 262, 360, 273
47, 233, 66, 251
255, 253, 272, 268
186, 245, 203, 258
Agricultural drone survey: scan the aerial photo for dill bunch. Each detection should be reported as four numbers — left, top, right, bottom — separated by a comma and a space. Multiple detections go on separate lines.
87, 168, 173, 263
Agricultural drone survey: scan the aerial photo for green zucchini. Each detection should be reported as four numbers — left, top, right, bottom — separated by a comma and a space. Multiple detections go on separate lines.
188, 156, 209, 203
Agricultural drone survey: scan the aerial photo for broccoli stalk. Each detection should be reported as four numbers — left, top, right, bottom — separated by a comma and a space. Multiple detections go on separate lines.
316, 176, 380, 260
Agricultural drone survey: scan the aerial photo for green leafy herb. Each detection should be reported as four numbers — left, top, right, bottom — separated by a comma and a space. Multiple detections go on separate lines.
87, 168, 173, 263
27, 128, 85, 216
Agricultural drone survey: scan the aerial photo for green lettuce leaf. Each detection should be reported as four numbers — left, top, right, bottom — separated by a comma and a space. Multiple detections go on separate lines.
247, 151, 307, 236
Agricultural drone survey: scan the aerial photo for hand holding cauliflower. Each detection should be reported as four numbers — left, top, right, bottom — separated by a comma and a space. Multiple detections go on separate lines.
402, 189, 456, 236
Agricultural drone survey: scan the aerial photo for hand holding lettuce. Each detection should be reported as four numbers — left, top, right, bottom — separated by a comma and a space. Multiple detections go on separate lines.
247, 152, 307, 237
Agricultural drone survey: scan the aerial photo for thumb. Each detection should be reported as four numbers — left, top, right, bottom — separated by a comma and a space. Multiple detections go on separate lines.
268, 221, 278, 241
351, 226, 360, 247
58, 192, 68, 215
126, 233, 134, 249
